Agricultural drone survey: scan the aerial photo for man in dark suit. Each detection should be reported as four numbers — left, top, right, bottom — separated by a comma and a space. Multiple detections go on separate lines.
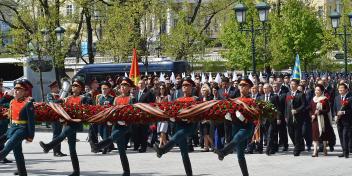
132, 80, 156, 153
273, 81, 288, 151
285, 79, 306, 156
261, 83, 280, 155
218, 77, 239, 144
334, 83, 352, 158
300, 80, 314, 152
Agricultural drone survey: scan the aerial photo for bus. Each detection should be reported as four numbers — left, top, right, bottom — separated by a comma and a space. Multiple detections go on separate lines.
0, 56, 56, 101
73, 60, 190, 84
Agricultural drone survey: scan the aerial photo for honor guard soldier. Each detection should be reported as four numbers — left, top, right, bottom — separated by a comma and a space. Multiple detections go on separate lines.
46, 81, 67, 157
0, 78, 14, 163
154, 77, 199, 176
40, 79, 92, 176
94, 81, 115, 154
91, 77, 135, 176
0, 79, 35, 176
215, 78, 255, 176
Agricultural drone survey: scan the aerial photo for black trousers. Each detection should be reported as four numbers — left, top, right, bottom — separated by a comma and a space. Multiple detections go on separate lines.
302, 115, 312, 148
224, 120, 233, 144
287, 117, 304, 152
266, 120, 278, 152
278, 118, 288, 148
337, 122, 352, 155
132, 124, 149, 150
52, 121, 63, 153
88, 124, 99, 146
0, 119, 9, 152
214, 122, 225, 149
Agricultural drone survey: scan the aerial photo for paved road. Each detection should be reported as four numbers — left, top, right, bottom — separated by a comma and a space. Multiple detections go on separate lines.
0, 129, 351, 176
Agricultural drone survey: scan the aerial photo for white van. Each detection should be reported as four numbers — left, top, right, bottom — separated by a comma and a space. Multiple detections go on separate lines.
0, 56, 56, 101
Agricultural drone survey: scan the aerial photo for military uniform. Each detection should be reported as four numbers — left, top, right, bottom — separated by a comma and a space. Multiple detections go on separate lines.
0, 94, 13, 163
92, 95, 134, 176
0, 96, 35, 176
87, 90, 101, 151
40, 94, 92, 176
215, 79, 255, 176
154, 96, 199, 176
46, 92, 66, 156
95, 93, 115, 153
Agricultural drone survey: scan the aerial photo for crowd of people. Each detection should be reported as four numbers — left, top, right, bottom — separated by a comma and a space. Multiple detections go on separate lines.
0, 71, 352, 176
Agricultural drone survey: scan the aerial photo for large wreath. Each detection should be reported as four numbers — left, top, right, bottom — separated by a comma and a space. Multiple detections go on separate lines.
0, 98, 277, 124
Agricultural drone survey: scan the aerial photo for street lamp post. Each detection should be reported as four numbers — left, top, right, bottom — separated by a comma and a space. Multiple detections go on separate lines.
234, 1, 270, 75
54, 26, 66, 86
329, 10, 352, 76
41, 27, 65, 88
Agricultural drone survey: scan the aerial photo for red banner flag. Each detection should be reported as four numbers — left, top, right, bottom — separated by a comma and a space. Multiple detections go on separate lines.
129, 48, 140, 84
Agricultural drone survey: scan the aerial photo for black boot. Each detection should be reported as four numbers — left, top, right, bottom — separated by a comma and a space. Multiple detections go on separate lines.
69, 155, 80, 176
2, 158, 12, 163
182, 155, 193, 176
39, 140, 61, 153
120, 154, 130, 176
215, 141, 235, 161
54, 151, 68, 157
92, 138, 113, 153
16, 159, 27, 176
153, 140, 175, 158
238, 159, 249, 176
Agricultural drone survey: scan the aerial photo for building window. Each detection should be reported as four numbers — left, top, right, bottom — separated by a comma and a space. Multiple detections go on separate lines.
66, 5, 73, 16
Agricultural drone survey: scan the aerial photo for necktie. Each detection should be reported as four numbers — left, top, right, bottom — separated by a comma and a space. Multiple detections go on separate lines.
138, 91, 142, 101
342, 96, 345, 101
266, 95, 269, 102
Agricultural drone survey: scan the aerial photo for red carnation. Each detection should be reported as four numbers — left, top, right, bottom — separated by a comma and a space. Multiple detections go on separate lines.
286, 96, 294, 102
341, 100, 349, 107
223, 92, 229, 98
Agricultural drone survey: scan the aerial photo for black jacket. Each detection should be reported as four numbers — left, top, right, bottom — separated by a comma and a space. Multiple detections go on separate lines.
285, 90, 306, 122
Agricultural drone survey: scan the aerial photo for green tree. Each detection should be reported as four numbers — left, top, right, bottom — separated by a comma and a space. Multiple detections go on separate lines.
0, 0, 85, 71
97, 0, 163, 62
270, 0, 323, 71
161, 0, 238, 61
219, 0, 269, 74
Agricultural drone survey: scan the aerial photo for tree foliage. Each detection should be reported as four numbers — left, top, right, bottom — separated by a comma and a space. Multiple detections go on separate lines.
270, 0, 323, 71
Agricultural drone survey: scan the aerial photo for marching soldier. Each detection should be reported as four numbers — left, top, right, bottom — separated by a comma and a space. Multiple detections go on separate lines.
94, 81, 115, 154
0, 78, 13, 163
0, 79, 36, 176
86, 79, 101, 153
154, 77, 199, 176
91, 77, 135, 176
40, 79, 92, 176
214, 78, 255, 176
46, 81, 67, 157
